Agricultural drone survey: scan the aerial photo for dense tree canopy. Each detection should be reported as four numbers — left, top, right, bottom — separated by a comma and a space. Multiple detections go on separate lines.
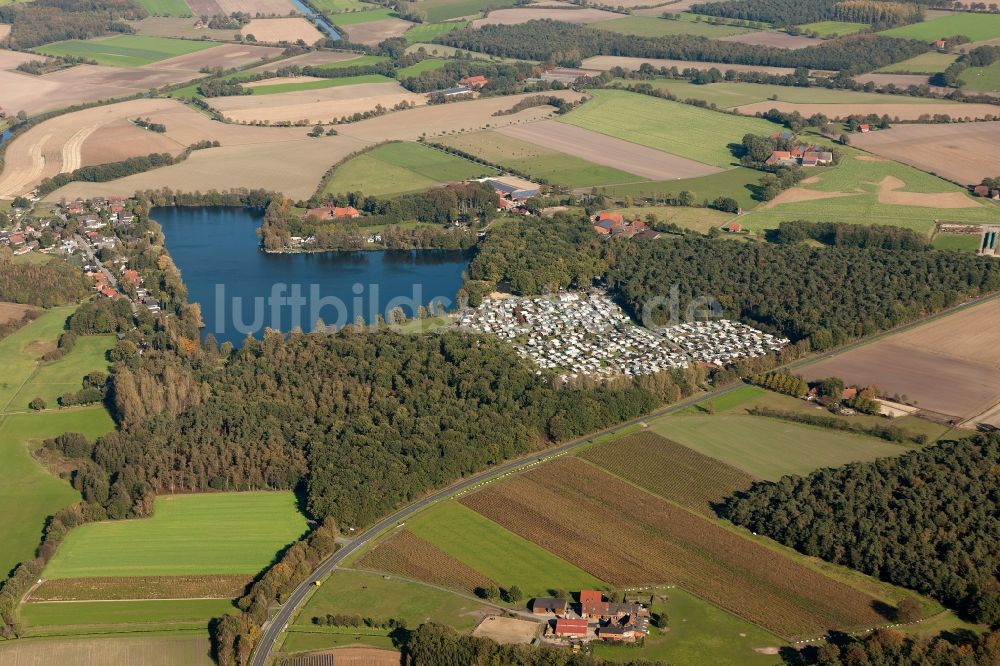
691, 0, 924, 29
0, 0, 146, 49
723, 434, 1000, 622
0, 257, 90, 307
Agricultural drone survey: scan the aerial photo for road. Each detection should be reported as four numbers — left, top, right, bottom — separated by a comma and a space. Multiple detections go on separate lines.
249, 381, 744, 666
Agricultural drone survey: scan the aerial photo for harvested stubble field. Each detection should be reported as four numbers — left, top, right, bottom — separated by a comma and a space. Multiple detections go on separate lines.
241, 18, 325, 44
0, 302, 35, 325
852, 121, 1000, 186
0, 635, 214, 665
733, 100, 1000, 121
29, 575, 253, 601
580, 431, 756, 515
472, 6, 622, 27
243, 50, 365, 74
802, 298, 1000, 426
206, 80, 424, 124
595, 16, 754, 38
582, 55, 797, 76
460, 457, 886, 639
356, 530, 498, 592
852, 72, 945, 92
0, 23, 9, 41
339, 18, 414, 45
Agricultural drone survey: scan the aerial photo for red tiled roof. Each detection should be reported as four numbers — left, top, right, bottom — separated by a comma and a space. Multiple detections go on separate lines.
596, 212, 624, 226
554, 618, 588, 636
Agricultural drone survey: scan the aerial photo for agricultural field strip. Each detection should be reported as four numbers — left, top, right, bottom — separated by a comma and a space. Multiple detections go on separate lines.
356, 530, 499, 592
459, 457, 885, 639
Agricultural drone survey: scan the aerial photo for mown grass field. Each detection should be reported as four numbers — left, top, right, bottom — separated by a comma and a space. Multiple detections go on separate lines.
880, 13, 1000, 42
0, 635, 214, 665
310, 0, 369, 13
44, 491, 308, 578
403, 500, 607, 596
21, 598, 235, 636
560, 89, 780, 168
876, 51, 958, 74
324, 141, 496, 197
296, 569, 487, 631
396, 57, 449, 77
436, 130, 644, 188
313, 54, 387, 69
12, 335, 114, 411
329, 7, 396, 25
418, 0, 519, 22
592, 587, 785, 666
135, 0, 192, 17
0, 407, 113, 578
795, 20, 867, 37
595, 166, 763, 211
0, 306, 74, 411
933, 231, 983, 251
594, 16, 752, 38
35, 35, 217, 67
249, 74, 392, 94
404, 21, 467, 43
959, 61, 1000, 92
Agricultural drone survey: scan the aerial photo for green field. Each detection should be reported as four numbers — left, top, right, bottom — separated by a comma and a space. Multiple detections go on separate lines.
404, 501, 606, 596
310, 0, 369, 13
135, 0, 192, 17
295, 569, 487, 631
324, 142, 497, 197
959, 61, 1000, 92
595, 166, 763, 211
418, 0, 519, 22
0, 307, 74, 411
396, 57, 449, 77
249, 74, 392, 95
12, 335, 114, 411
594, 16, 753, 38
796, 20, 868, 37
404, 42, 527, 62
881, 13, 1000, 42
35, 35, 217, 67
312, 54, 387, 70
329, 7, 396, 25
592, 588, 784, 666
44, 492, 308, 578
621, 79, 951, 109
22, 599, 235, 636
404, 21, 467, 43
0, 407, 114, 578
560, 89, 779, 168
877, 51, 958, 74
933, 231, 984, 251
436, 130, 644, 188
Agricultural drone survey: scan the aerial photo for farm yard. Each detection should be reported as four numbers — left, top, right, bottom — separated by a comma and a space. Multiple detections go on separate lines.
801, 297, 1000, 427
323, 141, 496, 197
851, 122, 1000, 186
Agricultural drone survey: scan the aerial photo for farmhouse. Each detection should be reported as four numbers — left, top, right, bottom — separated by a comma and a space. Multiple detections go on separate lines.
459, 75, 489, 89
487, 176, 540, 200
553, 618, 588, 637
593, 212, 654, 239
532, 598, 569, 615
306, 204, 361, 220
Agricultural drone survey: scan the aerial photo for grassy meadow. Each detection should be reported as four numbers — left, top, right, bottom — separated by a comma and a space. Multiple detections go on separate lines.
329, 7, 397, 25
880, 13, 1000, 42
0, 307, 74, 411
876, 51, 958, 74
21, 598, 235, 636
249, 74, 392, 94
560, 89, 780, 168
417, 0, 519, 22
933, 231, 984, 251
959, 61, 1000, 92
324, 142, 496, 197
594, 166, 763, 211
404, 21, 467, 43
43, 491, 308, 578
12, 335, 114, 410
594, 16, 753, 38
396, 57, 449, 77
795, 20, 867, 37
135, 0, 193, 17
36, 35, 217, 67
310, 0, 370, 13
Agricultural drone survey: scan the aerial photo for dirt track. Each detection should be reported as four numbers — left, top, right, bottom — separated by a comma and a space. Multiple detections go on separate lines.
496, 120, 723, 180
733, 100, 1000, 121
853, 121, 1000, 185
582, 55, 797, 76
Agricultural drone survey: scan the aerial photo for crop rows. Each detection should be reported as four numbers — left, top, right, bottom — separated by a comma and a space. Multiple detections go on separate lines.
357, 530, 497, 594
30, 575, 253, 601
460, 458, 885, 639
580, 431, 757, 515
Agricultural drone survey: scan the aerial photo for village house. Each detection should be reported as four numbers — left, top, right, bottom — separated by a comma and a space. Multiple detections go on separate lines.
765, 150, 796, 167
121, 268, 143, 288
722, 221, 743, 233
858, 123, 871, 133
458, 75, 489, 89
933, 38, 946, 50
593, 212, 654, 239
305, 205, 360, 221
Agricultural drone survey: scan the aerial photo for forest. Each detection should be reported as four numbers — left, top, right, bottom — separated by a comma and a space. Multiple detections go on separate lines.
436, 22, 929, 73
0, 0, 147, 49
794, 628, 1000, 666
691, 0, 925, 29
771, 219, 932, 250
36, 153, 180, 196
723, 434, 1000, 623
0, 255, 91, 307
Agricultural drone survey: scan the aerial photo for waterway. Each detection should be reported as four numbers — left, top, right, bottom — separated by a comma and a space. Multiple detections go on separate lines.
288, 0, 342, 41
153, 206, 470, 345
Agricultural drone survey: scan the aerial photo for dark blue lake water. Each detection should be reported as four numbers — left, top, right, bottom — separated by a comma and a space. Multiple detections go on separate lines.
153, 206, 470, 345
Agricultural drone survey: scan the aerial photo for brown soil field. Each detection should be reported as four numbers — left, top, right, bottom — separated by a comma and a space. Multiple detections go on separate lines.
340, 18, 414, 45
208, 81, 427, 124
0, 25, 10, 42
803, 298, 1000, 425
635, 0, 711, 11
29, 575, 252, 601
244, 50, 362, 74
217, 0, 297, 14
876, 175, 981, 208
186, 0, 223, 14
461, 457, 885, 639
734, 100, 1000, 121
357, 530, 497, 593
496, 120, 723, 180
80, 122, 181, 166
718, 31, 822, 49
242, 18, 325, 44
288, 647, 402, 666
0, 635, 213, 666
0, 49, 40, 69
472, 6, 621, 26
580, 431, 757, 515
582, 55, 797, 76
852, 121, 1000, 186
131, 18, 237, 41
471, 616, 539, 644
0, 302, 35, 326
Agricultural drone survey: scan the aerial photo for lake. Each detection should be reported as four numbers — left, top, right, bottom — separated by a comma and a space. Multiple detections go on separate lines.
153, 206, 470, 345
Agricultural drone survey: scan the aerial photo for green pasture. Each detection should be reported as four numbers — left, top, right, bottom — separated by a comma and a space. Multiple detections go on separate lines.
395, 57, 448, 77
418, 0, 519, 23
310, 0, 369, 13
249, 74, 391, 94
933, 231, 983, 251
404, 42, 527, 62
0, 307, 73, 411
21, 599, 235, 635
795, 20, 868, 37
436, 130, 644, 188
593, 16, 753, 38
0, 407, 113, 578
876, 51, 958, 74
560, 89, 780, 168
404, 21, 467, 43
296, 569, 487, 630
324, 142, 496, 197
959, 61, 1000, 92
12, 335, 114, 411
43, 491, 308, 578
406, 500, 606, 596
329, 7, 396, 25
595, 166, 763, 212
592, 588, 785, 666
880, 13, 1000, 42
35, 35, 217, 68
135, 0, 193, 17
312, 54, 387, 69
